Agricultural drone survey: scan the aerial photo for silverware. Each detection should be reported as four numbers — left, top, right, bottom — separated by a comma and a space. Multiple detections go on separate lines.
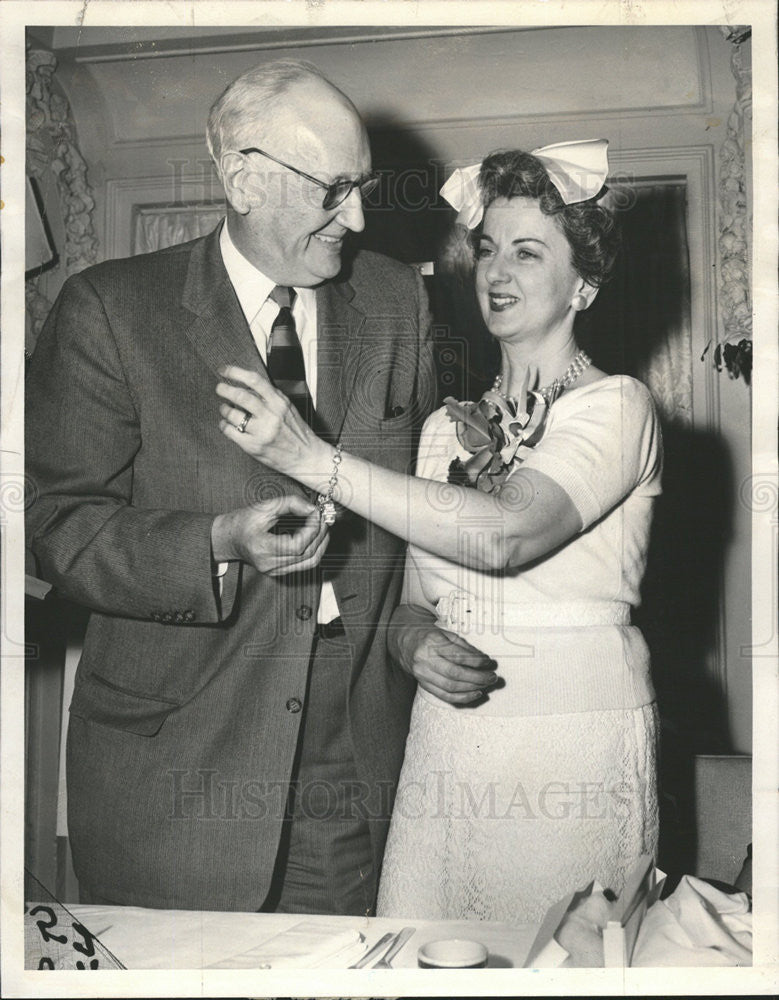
372, 925, 416, 968
348, 931, 395, 969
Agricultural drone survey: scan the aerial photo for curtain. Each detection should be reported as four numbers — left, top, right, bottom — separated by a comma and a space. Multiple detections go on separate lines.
579, 182, 693, 424
133, 205, 224, 255
634, 184, 693, 425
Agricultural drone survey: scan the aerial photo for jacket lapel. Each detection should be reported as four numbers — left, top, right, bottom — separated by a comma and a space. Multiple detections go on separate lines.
315, 276, 366, 444
180, 224, 305, 498
317, 271, 384, 656
181, 224, 264, 375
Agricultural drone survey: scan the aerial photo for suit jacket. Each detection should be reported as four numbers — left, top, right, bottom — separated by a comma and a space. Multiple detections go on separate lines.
25, 224, 436, 909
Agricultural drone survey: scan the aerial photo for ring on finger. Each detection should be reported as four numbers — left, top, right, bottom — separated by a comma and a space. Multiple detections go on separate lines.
237, 410, 251, 434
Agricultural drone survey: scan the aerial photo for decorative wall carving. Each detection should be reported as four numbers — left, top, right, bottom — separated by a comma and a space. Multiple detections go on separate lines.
715, 27, 752, 383
25, 46, 99, 345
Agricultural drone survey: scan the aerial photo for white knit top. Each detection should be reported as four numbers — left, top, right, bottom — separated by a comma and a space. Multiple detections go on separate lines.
406, 375, 663, 716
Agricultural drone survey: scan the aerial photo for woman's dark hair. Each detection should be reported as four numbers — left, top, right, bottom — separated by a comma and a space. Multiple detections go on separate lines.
441, 148, 620, 287
477, 149, 620, 286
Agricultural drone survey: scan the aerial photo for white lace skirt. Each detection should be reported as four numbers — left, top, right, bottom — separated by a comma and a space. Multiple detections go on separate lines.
376, 694, 658, 925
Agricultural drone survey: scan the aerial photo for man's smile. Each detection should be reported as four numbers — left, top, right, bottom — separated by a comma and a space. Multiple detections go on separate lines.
313, 232, 343, 245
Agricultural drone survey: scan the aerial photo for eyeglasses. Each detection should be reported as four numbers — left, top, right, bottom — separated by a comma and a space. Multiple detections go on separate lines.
239, 146, 379, 210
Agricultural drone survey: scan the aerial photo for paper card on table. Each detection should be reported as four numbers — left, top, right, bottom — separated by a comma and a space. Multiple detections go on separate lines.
602, 853, 655, 967
522, 890, 577, 968
523, 856, 662, 969
208, 919, 365, 969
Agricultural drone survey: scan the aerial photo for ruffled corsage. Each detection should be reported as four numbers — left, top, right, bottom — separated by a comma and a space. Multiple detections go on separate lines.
444, 369, 549, 494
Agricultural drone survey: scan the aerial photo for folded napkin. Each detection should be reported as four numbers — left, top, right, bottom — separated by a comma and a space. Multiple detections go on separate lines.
631, 875, 752, 966
208, 919, 366, 969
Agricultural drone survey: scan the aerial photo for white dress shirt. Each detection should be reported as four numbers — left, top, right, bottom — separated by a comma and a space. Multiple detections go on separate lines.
219, 222, 340, 624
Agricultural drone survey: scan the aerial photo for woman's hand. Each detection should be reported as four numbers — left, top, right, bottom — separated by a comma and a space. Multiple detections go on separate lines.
390, 605, 498, 705
216, 365, 331, 479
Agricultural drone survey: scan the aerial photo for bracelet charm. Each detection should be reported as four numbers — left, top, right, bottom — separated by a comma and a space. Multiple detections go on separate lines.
316, 444, 343, 525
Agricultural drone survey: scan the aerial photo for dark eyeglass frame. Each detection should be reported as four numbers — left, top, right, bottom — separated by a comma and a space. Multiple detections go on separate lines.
239, 146, 379, 210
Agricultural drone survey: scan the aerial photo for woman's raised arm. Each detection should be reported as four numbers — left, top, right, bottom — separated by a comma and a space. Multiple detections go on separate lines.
216, 365, 582, 571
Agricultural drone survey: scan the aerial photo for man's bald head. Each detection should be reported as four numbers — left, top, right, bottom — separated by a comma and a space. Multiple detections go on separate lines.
207, 59, 363, 174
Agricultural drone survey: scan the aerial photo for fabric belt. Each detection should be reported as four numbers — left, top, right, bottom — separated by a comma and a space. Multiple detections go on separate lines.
436, 591, 631, 631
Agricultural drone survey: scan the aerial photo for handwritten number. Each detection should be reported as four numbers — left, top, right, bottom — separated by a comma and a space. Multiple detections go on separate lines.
28, 905, 103, 969
71, 922, 96, 957
29, 905, 67, 944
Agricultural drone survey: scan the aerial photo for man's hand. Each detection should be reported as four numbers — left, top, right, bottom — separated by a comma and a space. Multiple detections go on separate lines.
211, 494, 328, 576
390, 605, 498, 705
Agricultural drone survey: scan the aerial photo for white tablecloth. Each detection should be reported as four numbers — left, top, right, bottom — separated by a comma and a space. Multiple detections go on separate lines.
60, 905, 537, 969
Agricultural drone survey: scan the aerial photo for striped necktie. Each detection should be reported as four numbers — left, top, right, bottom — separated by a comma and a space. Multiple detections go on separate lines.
266, 285, 314, 424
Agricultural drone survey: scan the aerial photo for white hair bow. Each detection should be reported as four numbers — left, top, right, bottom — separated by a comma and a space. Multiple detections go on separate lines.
440, 138, 610, 229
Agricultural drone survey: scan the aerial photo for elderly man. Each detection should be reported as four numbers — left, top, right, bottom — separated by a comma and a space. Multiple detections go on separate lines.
26, 60, 435, 914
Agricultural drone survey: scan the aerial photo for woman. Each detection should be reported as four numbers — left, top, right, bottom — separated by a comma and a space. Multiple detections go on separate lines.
216, 140, 662, 924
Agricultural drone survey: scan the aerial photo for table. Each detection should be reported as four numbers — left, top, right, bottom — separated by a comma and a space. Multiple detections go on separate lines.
56, 905, 538, 969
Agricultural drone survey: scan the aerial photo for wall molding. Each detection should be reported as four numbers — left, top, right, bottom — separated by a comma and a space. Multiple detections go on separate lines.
105, 26, 714, 150
63, 26, 535, 63
105, 174, 225, 259
82, 25, 711, 149
109, 93, 716, 152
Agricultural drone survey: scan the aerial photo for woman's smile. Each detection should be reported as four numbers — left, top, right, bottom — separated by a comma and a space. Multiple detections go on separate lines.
488, 292, 521, 312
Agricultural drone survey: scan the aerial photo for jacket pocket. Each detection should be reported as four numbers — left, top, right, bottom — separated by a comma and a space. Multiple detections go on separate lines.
378, 406, 417, 443
69, 673, 180, 737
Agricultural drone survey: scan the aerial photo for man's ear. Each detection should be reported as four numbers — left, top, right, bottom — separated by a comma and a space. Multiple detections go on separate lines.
220, 152, 253, 215
572, 280, 599, 312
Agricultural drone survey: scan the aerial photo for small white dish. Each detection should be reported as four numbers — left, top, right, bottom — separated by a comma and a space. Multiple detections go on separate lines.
417, 937, 489, 969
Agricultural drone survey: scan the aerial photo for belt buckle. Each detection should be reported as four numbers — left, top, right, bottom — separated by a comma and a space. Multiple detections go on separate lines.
449, 591, 469, 631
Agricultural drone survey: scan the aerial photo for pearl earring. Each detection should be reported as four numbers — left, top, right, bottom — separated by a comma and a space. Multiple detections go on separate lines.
572, 293, 588, 311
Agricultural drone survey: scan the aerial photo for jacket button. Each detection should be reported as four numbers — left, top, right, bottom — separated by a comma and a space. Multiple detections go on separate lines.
285, 698, 302, 714
296, 605, 313, 621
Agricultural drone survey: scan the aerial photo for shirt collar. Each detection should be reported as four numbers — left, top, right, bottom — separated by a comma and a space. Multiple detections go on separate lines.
220, 221, 316, 328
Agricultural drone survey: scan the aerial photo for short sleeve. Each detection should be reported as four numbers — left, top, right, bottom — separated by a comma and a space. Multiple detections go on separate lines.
415, 407, 459, 482
518, 377, 663, 529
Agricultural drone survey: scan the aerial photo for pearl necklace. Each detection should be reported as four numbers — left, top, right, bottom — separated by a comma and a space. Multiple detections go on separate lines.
492, 349, 592, 406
